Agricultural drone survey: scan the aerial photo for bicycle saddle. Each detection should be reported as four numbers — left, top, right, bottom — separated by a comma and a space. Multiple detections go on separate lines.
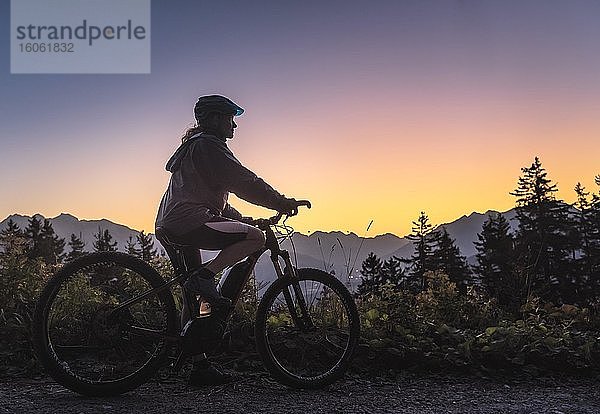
155, 226, 202, 274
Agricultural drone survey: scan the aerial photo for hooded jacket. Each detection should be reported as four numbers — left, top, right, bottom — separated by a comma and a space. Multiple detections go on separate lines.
155, 133, 288, 235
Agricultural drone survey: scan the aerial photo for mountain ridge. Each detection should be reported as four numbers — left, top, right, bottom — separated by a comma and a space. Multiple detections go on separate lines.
1, 209, 516, 289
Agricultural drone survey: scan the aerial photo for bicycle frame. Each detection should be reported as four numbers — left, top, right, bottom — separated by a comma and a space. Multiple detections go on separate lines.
109, 216, 314, 342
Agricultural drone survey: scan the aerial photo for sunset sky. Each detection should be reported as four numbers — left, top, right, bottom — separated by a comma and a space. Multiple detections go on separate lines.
1, 1, 599, 237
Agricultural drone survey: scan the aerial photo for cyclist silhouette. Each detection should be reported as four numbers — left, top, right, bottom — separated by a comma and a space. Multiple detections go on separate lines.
155, 95, 301, 385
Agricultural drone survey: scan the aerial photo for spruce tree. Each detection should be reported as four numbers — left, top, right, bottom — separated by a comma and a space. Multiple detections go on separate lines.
356, 252, 383, 298
24, 216, 43, 260
125, 235, 141, 257
473, 213, 521, 307
431, 228, 471, 293
403, 212, 437, 292
93, 227, 118, 252
381, 256, 405, 289
0, 219, 23, 256
572, 184, 593, 293
0, 220, 29, 310
586, 176, 600, 300
39, 219, 66, 265
137, 231, 157, 262
510, 157, 572, 303
67, 233, 86, 262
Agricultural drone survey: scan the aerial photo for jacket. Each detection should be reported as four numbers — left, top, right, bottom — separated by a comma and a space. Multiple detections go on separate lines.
155, 133, 288, 235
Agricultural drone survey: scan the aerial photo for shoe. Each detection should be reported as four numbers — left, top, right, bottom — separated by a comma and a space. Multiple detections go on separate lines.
183, 268, 231, 309
198, 299, 212, 317
187, 361, 235, 387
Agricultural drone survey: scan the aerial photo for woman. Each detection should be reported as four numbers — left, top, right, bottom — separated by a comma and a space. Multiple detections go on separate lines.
155, 95, 300, 385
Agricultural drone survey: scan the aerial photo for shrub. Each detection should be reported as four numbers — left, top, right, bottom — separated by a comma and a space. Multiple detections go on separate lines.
354, 270, 600, 376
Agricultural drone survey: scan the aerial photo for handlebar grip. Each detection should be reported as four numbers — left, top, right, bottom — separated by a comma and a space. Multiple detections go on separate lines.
263, 199, 312, 227
297, 200, 311, 209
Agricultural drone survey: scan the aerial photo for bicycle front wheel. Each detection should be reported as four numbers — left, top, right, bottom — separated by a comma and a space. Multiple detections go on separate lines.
255, 268, 360, 388
32, 252, 179, 396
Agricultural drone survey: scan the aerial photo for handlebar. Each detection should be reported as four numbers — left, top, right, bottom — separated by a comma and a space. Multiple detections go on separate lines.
255, 199, 311, 229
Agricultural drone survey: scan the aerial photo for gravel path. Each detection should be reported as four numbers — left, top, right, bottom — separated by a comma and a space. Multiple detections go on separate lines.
1, 375, 598, 414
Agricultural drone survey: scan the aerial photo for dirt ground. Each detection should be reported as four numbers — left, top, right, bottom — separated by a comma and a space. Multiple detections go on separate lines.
1, 373, 599, 414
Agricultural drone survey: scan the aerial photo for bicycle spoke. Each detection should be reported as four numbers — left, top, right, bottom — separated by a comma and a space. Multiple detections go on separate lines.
260, 272, 357, 384
44, 257, 170, 384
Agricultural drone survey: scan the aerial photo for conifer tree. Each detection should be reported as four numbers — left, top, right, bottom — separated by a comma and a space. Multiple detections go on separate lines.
585, 176, 600, 299
67, 233, 86, 262
93, 227, 118, 252
573, 183, 593, 281
39, 219, 66, 265
23, 217, 65, 265
137, 231, 157, 262
0, 220, 33, 309
431, 228, 471, 293
381, 256, 405, 288
125, 235, 141, 257
356, 252, 383, 298
473, 213, 521, 306
0, 219, 24, 256
24, 216, 43, 260
403, 212, 437, 292
510, 157, 572, 303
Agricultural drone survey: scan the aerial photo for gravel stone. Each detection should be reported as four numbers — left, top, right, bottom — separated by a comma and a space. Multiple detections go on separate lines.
0, 374, 598, 414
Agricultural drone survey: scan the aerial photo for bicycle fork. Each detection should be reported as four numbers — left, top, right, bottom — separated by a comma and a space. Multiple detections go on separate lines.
272, 250, 315, 331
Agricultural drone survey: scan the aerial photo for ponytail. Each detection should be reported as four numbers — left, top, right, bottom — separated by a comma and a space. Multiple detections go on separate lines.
181, 125, 203, 144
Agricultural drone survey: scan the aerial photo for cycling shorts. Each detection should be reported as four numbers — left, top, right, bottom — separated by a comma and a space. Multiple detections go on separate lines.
170, 217, 250, 251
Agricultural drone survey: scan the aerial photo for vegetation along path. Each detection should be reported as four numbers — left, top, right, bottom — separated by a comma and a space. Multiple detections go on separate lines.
1, 375, 599, 414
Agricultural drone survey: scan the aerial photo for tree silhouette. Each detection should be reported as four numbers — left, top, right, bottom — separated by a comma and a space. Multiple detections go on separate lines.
473, 213, 522, 310
24, 217, 65, 265
510, 157, 572, 303
93, 227, 118, 252
403, 212, 437, 292
125, 235, 141, 257
584, 176, 600, 300
381, 256, 405, 288
39, 219, 66, 265
0, 219, 23, 257
356, 252, 383, 298
431, 228, 471, 293
24, 216, 43, 260
137, 231, 157, 262
67, 233, 86, 262
0, 220, 30, 310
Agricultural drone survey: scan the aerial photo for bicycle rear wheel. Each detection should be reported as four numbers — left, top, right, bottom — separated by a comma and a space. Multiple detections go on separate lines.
32, 252, 178, 396
255, 268, 360, 388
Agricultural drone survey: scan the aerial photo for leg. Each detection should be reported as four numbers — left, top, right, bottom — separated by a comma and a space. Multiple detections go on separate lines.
203, 224, 265, 274
155, 230, 203, 329
180, 220, 265, 307
188, 352, 235, 386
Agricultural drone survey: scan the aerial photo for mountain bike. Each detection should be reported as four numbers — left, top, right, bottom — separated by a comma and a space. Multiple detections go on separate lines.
32, 202, 360, 396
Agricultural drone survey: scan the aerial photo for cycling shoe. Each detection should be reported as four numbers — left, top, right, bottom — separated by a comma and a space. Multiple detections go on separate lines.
183, 268, 231, 309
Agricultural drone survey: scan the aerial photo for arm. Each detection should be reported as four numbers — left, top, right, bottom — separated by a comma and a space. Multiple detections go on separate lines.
222, 203, 254, 224
195, 139, 293, 212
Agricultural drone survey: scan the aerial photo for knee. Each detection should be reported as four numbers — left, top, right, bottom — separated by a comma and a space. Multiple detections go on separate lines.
247, 227, 266, 249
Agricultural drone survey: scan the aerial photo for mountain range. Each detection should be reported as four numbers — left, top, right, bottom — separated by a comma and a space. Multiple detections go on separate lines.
1, 209, 517, 290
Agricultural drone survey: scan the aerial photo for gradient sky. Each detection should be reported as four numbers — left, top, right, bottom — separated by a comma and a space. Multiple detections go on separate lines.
1, 0, 599, 237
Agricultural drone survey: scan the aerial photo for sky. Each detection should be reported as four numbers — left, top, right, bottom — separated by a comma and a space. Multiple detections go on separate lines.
1, 0, 599, 237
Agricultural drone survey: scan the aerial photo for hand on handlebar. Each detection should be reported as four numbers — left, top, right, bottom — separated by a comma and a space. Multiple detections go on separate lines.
278, 198, 311, 217
279, 198, 299, 217
248, 199, 311, 229
249, 218, 272, 229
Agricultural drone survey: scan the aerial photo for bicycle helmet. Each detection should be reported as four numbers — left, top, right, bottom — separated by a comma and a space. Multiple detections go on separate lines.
194, 95, 244, 122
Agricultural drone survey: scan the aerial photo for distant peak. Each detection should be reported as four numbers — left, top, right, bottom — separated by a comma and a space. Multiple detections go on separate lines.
54, 213, 78, 221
